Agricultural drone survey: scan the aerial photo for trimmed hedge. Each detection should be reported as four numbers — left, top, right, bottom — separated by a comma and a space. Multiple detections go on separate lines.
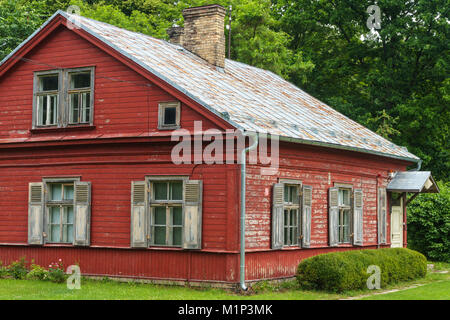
296, 248, 427, 292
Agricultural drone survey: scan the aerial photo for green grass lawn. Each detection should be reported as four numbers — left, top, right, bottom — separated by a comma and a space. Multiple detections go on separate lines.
0, 262, 448, 300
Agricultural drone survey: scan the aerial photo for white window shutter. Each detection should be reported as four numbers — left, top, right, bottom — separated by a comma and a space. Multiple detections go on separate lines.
272, 183, 284, 249
353, 189, 364, 246
28, 182, 44, 245
130, 181, 148, 248
328, 187, 339, 247
378, 188, 387, 244
301, 185, 312, 248
73, 181, 91, 246
182, 180, 203, 249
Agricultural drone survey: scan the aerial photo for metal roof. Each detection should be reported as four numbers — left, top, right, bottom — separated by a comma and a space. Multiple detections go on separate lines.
0, 11, 420, 162
387, 171, 439, 193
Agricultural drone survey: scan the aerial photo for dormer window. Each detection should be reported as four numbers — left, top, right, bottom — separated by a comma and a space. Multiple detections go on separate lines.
158, 102, 180, 129
33, 67, 94, 129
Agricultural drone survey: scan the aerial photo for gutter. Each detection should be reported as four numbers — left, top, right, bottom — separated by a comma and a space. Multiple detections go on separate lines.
240, 131, 258, 291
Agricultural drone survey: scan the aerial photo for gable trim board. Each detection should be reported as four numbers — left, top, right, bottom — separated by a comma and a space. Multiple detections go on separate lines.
0, 10, 420, 165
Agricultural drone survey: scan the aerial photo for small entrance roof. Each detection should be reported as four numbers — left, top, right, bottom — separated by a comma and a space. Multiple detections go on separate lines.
387, 171, 439, 193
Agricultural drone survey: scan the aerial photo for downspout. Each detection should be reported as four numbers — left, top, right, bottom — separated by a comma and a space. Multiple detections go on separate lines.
410, 159, 422, 171
240, 131, 258, 291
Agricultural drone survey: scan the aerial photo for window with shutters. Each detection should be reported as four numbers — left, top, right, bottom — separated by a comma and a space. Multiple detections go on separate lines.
46, 182, 75, 243
158, 102, 180, 129
150, 180, 184, 246
33, 67, 94, 129
283, 184, 300, 246
337, 188, 351, 244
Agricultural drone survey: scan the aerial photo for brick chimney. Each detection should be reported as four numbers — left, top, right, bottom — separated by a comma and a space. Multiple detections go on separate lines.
181, 4, 226, 68
167, 26, 184, 46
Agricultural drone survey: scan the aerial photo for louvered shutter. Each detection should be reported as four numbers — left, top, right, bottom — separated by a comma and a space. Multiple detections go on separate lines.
328, 187, 339, 247
28, 182, 44, 245
130, 181, 148, 248
183, 180, 203, 249
272, 183, 284, 249
378, 188, 387, 244
353, 189, 364, 246
301, 185, 312, 248
73, 181, 91, 246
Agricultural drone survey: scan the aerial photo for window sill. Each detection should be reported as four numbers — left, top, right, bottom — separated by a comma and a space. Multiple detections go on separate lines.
30, 125, 95, 134
43, 243, 74, 247
157, 126, 180, 131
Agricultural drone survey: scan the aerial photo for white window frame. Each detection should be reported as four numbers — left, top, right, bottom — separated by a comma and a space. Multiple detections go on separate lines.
280, 180, 301, 247
335, 184, 352, 244
33, 67, 95, 129
147, 176, 188, 247
42, 177, 80, 244
158, 101, 180, 130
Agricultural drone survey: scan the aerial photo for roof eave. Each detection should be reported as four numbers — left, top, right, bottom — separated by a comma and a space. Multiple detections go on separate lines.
278, 135, 420, 164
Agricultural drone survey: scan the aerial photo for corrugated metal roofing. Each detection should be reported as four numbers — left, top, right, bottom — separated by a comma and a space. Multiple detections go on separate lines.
1, 11, 419, 162
387, 171, 439, 193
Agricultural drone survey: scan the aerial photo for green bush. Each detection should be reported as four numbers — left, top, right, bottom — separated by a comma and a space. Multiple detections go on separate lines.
0, 261, 9, 279
407, 181, 450, 262
26, 264, 49, 281
7, 257, 29, 280
296, 248, 427, 292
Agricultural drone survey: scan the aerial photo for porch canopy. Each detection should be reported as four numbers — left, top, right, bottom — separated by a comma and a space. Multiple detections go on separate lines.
387, 171, 439, 194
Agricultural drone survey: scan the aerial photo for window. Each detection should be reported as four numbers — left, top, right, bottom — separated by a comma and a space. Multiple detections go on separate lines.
151, 181, 184, 246
35, 73, 60, 126
283, 184, 299, 246
337, 188, 351, 244
68, 71, 92, 124
47, 182, 75, 243
33, 67, 94, 128
130, 178, 203, 249
158, 102, 180, 129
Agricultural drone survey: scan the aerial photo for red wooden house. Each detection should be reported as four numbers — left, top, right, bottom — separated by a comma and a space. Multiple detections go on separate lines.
0, 5, 438, 288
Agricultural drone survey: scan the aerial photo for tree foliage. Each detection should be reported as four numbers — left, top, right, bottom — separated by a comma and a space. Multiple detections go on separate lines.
0, 0, 448, 180
407, 182, 450, 262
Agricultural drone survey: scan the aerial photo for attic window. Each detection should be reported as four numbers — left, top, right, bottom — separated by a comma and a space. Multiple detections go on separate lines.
33, 67, 94, 129
158, 102, 180, 129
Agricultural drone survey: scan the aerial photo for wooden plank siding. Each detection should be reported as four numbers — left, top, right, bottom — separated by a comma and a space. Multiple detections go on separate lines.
0, 26, 221, 140
244, 141, 406, 250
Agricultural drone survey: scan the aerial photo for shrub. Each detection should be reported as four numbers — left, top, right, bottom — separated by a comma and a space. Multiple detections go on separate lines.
296, 248, 427, 292
26, 264, 49, 281
7, 257, 29, 280
0, 261, 9, 279
407, 181, 450, 262
47, 260, 67, 283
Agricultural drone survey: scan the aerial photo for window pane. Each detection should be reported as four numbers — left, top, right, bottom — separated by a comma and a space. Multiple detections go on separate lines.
64, 185, 74, 200
50, 184, 62, 201
284, 227, 289, 245
163, 107, 177, 125
50, 225, 60, 242
65, 206, 74, 224
67, 225, 73, 243
70, 72, 91, 89
154, 182, 167, 200
70, 93, 79, 123
154, 226, 166, 245
170, 182, 183, 200
50, 207, 60, 224
284, 185, 289, 203
154, 207, 166, 225
172, 207, 182, 225
82, 92, 91, 123
290, 209, 297, 227
339, 189, 350, 206
284, 209, 289, 227
172, 227, 182, 246
39, 75, 58, 91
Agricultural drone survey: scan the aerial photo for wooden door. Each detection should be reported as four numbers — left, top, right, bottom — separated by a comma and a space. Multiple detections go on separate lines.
391, 196, 403, 248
